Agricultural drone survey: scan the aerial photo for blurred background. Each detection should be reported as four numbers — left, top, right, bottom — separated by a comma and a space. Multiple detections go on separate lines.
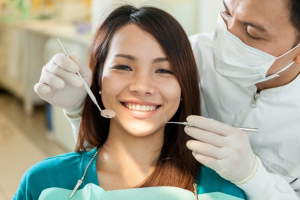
0, 0, 222, 199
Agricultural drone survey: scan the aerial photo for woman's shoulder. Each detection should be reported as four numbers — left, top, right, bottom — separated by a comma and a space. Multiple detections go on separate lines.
25, 151, 84, 177
25, 149, 98, 176
196, 165, 246, 199
13, 149, 97, 200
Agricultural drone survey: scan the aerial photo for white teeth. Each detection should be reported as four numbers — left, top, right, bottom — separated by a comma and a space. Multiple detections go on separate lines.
124, 103, 157, 112
141, 105, 146, 111
136, 104, 140, 110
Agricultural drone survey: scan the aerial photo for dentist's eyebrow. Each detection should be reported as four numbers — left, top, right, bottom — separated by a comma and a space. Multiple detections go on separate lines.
222, 0, 268, 34
222, 0, 229, 12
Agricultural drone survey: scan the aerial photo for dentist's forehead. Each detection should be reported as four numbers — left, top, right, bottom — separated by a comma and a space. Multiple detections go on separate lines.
223, 0, 289, 20
223, 0, 296, 44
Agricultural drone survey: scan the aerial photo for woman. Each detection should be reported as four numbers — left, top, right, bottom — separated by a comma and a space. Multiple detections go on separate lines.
14, 5, 246, 200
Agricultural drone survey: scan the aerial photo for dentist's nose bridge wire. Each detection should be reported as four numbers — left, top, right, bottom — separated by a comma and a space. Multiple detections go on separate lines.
56, 39, 116, 119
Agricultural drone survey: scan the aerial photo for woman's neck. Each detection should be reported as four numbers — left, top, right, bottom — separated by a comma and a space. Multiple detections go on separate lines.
96, 124, 164, 190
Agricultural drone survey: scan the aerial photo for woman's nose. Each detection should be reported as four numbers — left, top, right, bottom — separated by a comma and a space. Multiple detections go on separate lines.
128, 73, 155, 96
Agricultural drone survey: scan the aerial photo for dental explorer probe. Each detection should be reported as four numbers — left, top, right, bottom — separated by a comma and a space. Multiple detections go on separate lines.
56, 39, 116, 119
164, 115, 258, 132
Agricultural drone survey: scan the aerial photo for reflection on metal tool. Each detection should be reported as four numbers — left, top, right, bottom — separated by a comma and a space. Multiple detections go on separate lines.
164, 115, 258, 132
56, 39, 116, 119
193, 183, 198, 200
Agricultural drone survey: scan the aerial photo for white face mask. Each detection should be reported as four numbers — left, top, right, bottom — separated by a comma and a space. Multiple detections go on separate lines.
212, 14, 300, 87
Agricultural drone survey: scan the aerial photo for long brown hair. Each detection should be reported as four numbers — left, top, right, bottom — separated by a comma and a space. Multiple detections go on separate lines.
76, 5, 201, 191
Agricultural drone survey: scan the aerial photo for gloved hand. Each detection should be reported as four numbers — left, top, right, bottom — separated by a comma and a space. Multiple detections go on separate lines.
185, 115, 256, 183
34, 52, 91, 109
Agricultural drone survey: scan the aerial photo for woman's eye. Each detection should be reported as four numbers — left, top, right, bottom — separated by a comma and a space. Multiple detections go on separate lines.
156, 69, 173, 74
114, 65, 131, 71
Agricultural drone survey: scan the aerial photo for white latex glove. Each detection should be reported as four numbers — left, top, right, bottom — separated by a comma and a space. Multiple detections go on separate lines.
34, 52, 91, 109
185, 115, 256, 183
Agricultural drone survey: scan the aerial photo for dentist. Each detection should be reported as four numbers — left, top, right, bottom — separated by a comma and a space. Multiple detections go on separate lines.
34, 0, 300, 199
185, 0, 300, 199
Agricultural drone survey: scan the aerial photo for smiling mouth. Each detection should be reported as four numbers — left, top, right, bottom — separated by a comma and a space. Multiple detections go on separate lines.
122, 103, 160, 112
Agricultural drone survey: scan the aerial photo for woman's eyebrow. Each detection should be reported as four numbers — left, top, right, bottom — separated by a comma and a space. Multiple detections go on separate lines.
114, 54, 136, 61
114, 54, 168, 63
153, 57, 168, 63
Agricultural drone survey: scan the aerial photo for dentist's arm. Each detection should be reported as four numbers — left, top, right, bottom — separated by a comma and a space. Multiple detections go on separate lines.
34, 52, 89, 139
185, 115, 299, 200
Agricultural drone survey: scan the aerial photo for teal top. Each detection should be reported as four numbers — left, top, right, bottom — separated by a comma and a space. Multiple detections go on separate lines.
13, 149, 246, 200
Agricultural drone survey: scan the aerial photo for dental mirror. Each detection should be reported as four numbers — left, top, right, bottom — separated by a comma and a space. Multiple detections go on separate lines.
56, 39, 116, 119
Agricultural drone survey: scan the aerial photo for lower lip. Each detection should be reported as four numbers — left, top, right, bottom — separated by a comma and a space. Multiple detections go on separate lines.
122, 104, 159, 118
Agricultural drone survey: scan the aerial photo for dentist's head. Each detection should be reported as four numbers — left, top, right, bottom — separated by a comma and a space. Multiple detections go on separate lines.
213, 0, 300, 89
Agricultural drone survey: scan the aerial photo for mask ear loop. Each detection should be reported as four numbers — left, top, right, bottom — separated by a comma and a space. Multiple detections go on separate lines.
266, 44, 300, 80
265, 61, 295, 80
276, 44, 300, 60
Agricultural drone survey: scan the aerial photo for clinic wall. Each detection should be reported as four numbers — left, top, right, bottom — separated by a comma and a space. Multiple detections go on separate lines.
91, 0, 223, 36
197, 0, 223, 33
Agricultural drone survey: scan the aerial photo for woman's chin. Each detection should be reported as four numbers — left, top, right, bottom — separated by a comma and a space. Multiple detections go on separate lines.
124, 124, 164, 138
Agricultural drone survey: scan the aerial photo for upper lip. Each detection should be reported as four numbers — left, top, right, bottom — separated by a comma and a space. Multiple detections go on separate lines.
120, 100, 162, 106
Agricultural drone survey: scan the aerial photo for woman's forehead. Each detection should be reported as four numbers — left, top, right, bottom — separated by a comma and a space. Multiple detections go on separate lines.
107, 24, 166, 58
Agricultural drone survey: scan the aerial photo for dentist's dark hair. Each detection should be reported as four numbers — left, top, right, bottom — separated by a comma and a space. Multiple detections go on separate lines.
76, 5, 201, 191
288, 0, 300, 45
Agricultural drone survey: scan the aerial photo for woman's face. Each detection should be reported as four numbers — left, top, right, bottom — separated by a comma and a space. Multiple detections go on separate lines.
101, 23, 181, 137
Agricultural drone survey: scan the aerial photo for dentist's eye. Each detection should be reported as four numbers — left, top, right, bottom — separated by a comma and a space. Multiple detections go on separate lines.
223, 10, 231, 17
248, 34, 261, 40
156, 69, 173, 74
221, 9, 232, 20
246, 30, 261, 40
113, 65, 131, 71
